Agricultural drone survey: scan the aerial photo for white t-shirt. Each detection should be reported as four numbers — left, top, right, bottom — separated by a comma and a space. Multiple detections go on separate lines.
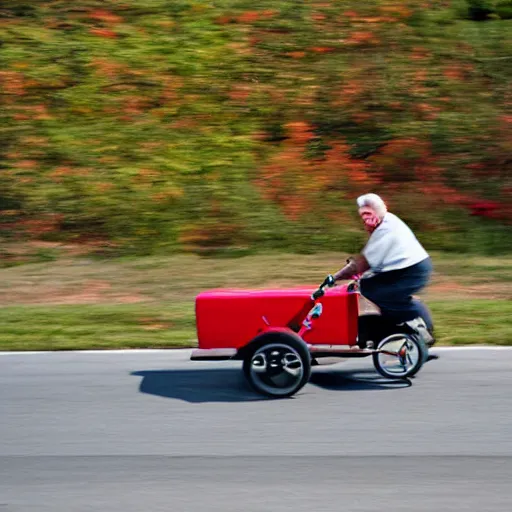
362, 212, 429, 273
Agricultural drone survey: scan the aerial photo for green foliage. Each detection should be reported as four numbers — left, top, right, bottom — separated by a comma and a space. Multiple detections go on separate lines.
496, 1, 512, 18
0, 0, 511, 256
466, 0, 496, 20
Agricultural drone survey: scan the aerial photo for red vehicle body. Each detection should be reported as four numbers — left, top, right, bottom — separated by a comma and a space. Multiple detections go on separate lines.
191, 277, 431, 398
195, 285, 359, 351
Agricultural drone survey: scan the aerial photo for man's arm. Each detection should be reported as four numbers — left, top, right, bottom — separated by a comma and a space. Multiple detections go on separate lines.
333, 255, 370, 282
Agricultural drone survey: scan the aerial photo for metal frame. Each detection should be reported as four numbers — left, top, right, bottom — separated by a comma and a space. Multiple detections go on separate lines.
190, 343, 409, 361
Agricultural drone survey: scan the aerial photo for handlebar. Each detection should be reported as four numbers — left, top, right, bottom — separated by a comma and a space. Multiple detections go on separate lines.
311, 274, 335, 300
311, 274, 360, 300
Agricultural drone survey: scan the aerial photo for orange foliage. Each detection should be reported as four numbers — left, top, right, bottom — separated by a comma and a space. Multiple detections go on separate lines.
89, 28, 117, 38
151, 188, 184, 203
228, 84, 251, 102
354, 16, 396, 23
310, 46, 336, 53
345, 31, 380, 45
96, 182, 114, 193
411, 47, 430, 61
333, 79, 363, 106
237, 11, 260, 23
20, 136, 49, 146
285, 121, 315, 144
48, 166, 74, 182
351, 112, 371, 124
369, 138, 435, 182
415, 103, 441, 120
379, 5, 413, 18
257, 122, 376, 220
443, 65, 464, 81
123, 96, 151, 115
89, 9, 123, 24
92, 58, 125, 79
16, 160, 38, 170
419, 183, 474, 206
214, 15, 233, 24
414, 70, 428, 82
0, 71, 25, 95
261, 10, 279, 18
16, 215, 64, 237
286, 51, 306, 59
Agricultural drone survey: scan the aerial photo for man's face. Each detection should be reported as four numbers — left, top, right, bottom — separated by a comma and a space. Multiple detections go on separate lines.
358, 206, 381, 232
358, 206, 376, 221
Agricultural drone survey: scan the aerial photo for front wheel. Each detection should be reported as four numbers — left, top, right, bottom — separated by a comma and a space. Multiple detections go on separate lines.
372, 333, 427, 379
243, 332, 311, 398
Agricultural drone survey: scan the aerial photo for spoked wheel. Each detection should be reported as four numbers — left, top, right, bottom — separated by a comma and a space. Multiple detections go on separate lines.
243, 333, 311, 398
372, 333, 427, 379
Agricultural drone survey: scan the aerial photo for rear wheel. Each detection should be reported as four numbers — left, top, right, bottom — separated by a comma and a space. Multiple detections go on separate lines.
372, 333, 427, 379
243, 332, 311, 398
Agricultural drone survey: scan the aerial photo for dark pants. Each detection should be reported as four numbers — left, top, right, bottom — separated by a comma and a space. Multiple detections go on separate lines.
359, 257, 433, 324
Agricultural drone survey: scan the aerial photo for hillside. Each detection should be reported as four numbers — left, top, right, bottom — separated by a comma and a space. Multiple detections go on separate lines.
1, 0, 511, 259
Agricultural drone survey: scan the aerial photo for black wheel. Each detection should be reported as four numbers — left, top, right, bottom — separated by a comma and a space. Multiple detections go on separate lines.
372, 333, 427, 379
242, 331, 311, 398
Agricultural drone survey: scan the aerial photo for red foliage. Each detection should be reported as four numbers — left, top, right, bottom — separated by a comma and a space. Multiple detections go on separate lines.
469, 201, 499, 217
467, 200, 512, 224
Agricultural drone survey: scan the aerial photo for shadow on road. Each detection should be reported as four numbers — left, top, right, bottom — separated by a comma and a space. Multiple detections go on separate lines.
309, 369, 412, 391
131, 368, 266, 403
131, 366, 411, 403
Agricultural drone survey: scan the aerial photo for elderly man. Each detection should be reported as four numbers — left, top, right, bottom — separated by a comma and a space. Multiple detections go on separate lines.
331, 193, 434, 348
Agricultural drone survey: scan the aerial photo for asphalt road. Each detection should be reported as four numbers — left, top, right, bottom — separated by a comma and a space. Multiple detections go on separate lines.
1, 348, 512, 511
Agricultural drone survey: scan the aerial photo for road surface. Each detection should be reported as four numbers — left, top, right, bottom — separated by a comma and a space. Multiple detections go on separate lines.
1, 348, 512, 511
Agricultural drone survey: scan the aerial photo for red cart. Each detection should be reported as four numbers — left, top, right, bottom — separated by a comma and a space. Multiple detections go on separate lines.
191, 277, 432, 398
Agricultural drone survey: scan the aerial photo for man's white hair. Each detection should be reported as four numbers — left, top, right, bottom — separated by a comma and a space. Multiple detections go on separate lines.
356, 193, 387, 218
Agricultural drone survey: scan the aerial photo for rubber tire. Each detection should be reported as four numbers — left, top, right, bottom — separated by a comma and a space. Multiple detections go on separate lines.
372, 333, 427, 380
242, 331, 312, 398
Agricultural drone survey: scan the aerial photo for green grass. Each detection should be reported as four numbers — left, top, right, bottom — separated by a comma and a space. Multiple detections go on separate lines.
429, 300, 512, 346
0, 303, 195, 351
0, 299, 510, 351
0, 250, 510, 350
